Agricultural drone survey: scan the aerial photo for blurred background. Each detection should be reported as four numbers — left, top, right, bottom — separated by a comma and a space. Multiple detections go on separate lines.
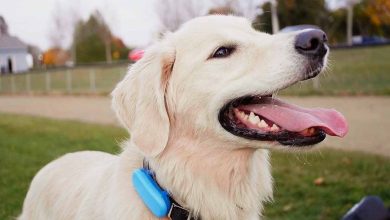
0, 0, 389, 219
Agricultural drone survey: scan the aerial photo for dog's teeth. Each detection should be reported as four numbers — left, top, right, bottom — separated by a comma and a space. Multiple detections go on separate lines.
248, 112, 255, 122
270, 124, 280, 132
248, 112, 260, 124
253, 115, 260, 124
236, 110, 246, 120
258, 120, 268, 128
248, 112, 259, 124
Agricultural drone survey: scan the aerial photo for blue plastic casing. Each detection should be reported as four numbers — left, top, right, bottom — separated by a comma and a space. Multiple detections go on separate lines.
132, 168, 172, 217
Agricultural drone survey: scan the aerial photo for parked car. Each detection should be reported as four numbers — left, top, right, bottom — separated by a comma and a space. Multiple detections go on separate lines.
352, 36, 390, 45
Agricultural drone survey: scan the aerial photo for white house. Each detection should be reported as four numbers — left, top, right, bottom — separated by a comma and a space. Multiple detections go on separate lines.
0, 16, 30, 74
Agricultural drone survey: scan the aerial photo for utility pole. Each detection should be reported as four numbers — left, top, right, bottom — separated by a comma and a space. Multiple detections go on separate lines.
270, 0, 280, 34
346, 4, 353, 45
105, 38, 112, 64
346, 0, 361, 46
71, 35, 77, 66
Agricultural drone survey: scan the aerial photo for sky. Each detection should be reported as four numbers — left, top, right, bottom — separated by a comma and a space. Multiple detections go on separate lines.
0, 0, 159, 50
0, 0, 350, 51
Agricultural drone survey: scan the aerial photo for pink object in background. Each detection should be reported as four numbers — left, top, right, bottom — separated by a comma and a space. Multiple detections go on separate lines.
129, 49, 144, 61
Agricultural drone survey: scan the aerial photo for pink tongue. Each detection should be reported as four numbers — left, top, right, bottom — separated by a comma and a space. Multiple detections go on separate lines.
239, 98, 348, 137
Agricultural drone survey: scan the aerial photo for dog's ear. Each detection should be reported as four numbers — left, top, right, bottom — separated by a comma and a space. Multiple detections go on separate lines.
111, 41, 175, 157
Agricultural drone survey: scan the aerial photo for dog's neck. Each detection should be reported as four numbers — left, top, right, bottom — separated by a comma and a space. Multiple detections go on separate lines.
124, 135, 273, 220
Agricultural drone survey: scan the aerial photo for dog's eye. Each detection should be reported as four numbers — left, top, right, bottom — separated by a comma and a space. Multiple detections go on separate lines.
211, 46, 235, 58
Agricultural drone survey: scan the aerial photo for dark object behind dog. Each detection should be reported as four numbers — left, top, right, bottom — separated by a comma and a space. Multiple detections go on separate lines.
342, 196, 390, 220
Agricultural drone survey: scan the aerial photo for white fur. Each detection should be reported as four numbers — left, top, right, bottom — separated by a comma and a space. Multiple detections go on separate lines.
19, 15, 316, 220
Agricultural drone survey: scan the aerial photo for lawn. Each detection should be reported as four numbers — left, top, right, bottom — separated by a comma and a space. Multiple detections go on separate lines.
0, 113, 389, 220
1, 46, 390, 96
282, 45, 390, 96
0, 65, 127, 95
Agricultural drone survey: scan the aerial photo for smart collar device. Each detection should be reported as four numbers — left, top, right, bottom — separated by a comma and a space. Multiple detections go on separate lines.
132, 159, 197, 220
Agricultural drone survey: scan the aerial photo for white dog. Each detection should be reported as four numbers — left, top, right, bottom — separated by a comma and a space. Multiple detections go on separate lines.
19, 15, 348, 220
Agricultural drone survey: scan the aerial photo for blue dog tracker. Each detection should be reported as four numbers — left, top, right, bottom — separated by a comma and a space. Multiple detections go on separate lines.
132, 160, 197, 220
132, 169, 171, 217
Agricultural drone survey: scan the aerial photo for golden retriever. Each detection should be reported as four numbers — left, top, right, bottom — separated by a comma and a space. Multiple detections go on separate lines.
19, 15, 348, 220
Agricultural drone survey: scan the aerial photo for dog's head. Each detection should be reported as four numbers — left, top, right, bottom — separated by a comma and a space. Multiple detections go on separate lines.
112, 15, 348, 157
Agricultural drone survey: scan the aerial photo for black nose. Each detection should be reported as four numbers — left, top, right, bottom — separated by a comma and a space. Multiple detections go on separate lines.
295, 29, 328, 57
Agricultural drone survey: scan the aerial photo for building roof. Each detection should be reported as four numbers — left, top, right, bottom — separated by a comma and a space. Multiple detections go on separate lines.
0, 35, 27, 50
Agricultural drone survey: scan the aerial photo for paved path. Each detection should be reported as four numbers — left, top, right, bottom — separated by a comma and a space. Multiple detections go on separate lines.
0, 95, 117, 125
0, 95, 389, 157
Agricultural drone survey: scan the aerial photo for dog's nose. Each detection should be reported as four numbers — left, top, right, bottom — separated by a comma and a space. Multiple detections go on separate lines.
295, 29, 328, 57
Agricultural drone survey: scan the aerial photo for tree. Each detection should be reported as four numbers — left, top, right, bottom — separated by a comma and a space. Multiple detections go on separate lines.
42, 48, 70, 66
27, 45, 42, 68
364, 0, 390, 26
207, 0, 266, 20
255, 0, 328, 33
327, 0, 390, 44
255, 0, 360, 44
255, 0, 390, 44
73, 12, 128, 64
0, 16, 9, 36
359, 0, 390, 36
329, 0, 362, 45
48, 2, 80, 49
154, 0, 209, 32
277, 0, 328, 28
154, 0, 267, 33
74, 15, 108, 63
94, 11, 113, 63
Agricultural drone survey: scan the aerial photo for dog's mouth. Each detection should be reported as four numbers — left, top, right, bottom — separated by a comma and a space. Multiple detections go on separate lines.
218, 95, 348, 146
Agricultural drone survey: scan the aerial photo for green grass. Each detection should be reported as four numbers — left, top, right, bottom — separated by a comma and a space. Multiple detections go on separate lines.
0, 65, 127, 95
0, 114, 389, 220
0, 114, 128, 220
282, 46, 390, 96
264, 150, 390, 219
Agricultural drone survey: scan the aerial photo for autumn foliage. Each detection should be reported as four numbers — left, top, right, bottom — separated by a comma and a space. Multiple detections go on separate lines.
42, 48, 70, 66
364, 0, 390, 26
